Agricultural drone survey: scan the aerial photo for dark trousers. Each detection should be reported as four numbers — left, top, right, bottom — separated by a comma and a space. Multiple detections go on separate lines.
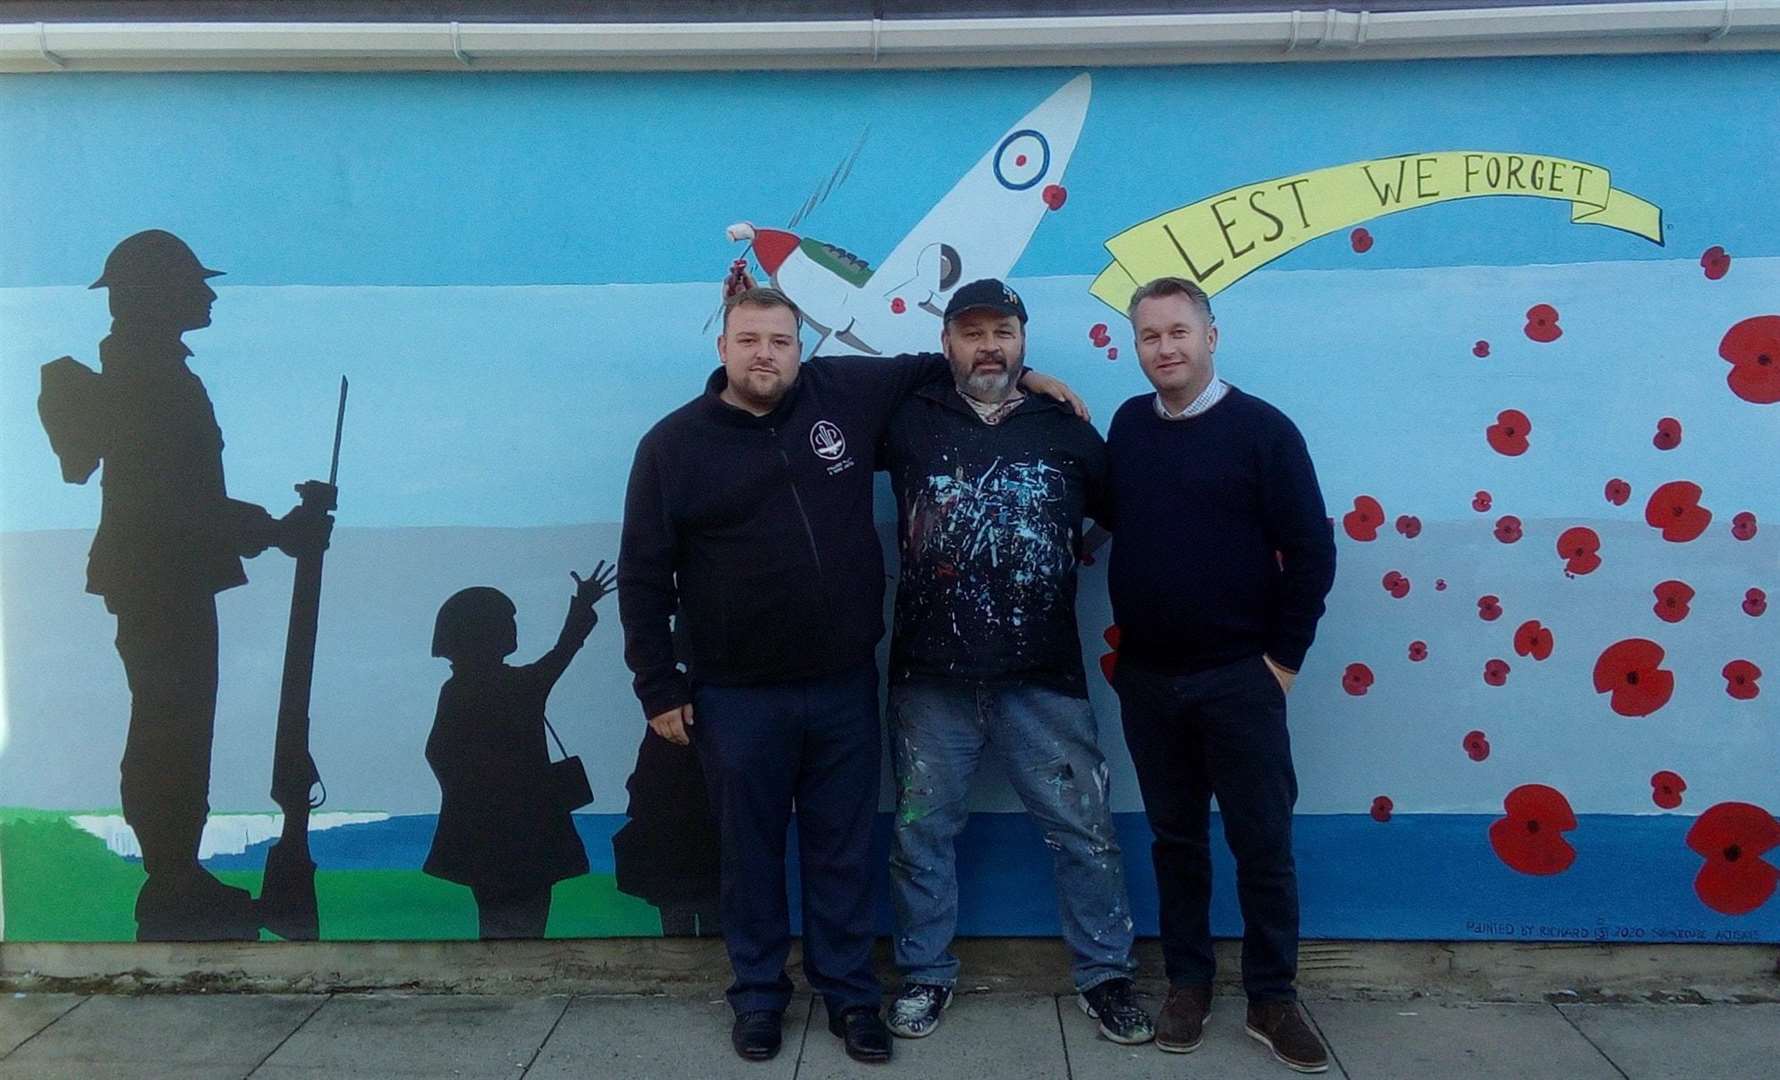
691, 662, 883, 1017
471, 884, 552, 939
1113, 654, 1300, 1002
113, 594, 220, 876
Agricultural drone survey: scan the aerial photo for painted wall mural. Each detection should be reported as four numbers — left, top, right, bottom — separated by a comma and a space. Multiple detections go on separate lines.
0, 54, 1775, 944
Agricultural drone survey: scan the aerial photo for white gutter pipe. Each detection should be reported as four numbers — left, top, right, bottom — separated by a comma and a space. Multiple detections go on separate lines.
0, 1, 1775, 72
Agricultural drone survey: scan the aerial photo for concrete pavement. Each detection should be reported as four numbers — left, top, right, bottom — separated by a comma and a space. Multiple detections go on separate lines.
5, 989, 1779, 1079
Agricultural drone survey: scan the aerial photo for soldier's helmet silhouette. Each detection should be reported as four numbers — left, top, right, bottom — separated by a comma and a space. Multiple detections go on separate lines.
432, 587, 521, 662
90, 229, 224, 290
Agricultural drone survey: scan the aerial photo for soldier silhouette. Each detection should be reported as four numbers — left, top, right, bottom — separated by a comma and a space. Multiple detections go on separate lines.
37, 229, 334, 941
423, 564, 614, 939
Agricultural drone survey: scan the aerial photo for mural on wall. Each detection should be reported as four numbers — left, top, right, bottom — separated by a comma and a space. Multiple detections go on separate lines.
0, 55, 1775, 944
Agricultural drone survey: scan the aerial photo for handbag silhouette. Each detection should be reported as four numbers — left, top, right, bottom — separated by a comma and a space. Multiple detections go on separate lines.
543, 716, 594, 812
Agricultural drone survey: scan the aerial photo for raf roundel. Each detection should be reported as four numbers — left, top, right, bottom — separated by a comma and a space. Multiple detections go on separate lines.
809, 419, 847, 461
993, 129, 1052, 191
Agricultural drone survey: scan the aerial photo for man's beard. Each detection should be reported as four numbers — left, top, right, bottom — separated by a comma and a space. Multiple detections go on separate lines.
957, 355, 1023, 402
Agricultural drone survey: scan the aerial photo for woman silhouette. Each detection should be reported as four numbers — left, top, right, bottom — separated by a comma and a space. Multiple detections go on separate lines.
422, 563, 615, 938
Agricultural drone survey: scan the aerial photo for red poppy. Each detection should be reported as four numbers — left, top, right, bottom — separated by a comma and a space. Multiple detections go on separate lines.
1381, 570, 1411, 599
1472, 490, 1493, 512
1350, 227, 1374, 253
1408, 640, 1428, 662
1644, 481, 1712, 543
1686, 802, 1780, 916
1652, 580, 1694, 623
1652, 417, 1683, 451
1556, 526, 1601, 575
1745, 588, 1768, 617
1724, 659, 1762, 700
1370, 795, 1394, 822
1718, 315, 1780, 405
1395, 514, 1422, 539
1513, 620, 1554, 661
1604, 478, 1631, 506
1523, 304, 1563, 344
1489, 783, 1577, 875
1342, 663, 1375, 696
1486, 409, 1532, 456
1435, 579, 1448, 591
1731, 511, 1758, 541
1343, 495, 1384, 542
1483, 658, 1511, 686
1099, 625, 1120, 685
1592, 638, 1675, 717
1463, 730, 1491, 761
1472, 340, 1490, 358
1494, 515, 1524, 544
1477, 595, 1503, 622
1700, 245, 1731, 281
1651, 771, 1686, 810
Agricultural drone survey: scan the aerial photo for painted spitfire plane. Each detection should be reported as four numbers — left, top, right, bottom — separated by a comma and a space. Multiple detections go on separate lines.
726, 73, 1091, 356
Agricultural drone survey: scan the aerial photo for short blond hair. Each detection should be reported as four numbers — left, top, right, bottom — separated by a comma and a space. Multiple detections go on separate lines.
1127, 277, 1213, 323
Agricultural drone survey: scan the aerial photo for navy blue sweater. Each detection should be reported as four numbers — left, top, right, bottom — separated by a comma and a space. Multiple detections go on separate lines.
1104, 386, 1336, 675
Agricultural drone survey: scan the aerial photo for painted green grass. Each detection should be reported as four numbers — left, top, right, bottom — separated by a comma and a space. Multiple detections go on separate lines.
1, 814, 662, 941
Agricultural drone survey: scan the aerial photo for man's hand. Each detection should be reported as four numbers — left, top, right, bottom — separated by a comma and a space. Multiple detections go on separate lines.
1263, 654, 1296, 695
648, 702, 695, 746
275, 504, 335, 559
1020, 369, 1091, 422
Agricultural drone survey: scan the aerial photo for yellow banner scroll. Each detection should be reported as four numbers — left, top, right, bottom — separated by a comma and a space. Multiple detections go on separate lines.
1090, 150, 1664, 312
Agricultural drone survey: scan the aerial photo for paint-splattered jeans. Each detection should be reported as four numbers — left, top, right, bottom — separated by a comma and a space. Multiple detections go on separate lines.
888, 677, 1138, 992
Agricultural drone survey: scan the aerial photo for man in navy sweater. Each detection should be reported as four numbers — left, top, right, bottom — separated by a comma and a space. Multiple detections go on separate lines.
618, 282, 1080, 1064
1105, 277, 1337, 1073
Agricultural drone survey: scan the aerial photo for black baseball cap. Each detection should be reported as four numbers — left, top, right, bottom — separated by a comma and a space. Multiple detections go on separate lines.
943, 278, 1028, 325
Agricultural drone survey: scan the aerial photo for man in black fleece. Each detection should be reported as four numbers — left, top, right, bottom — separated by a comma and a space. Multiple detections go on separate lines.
1105, 277, 1336, 1073
617, 282, 1080, 1065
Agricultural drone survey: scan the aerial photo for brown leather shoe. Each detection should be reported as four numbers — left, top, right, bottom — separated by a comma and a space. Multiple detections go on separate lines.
1245, 1000, 1329, 1073
1155, 984, 1211, 1053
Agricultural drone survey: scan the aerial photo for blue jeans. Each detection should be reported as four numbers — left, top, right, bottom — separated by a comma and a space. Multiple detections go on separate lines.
691, 662, 883, 1017
888, 678, 1137, 992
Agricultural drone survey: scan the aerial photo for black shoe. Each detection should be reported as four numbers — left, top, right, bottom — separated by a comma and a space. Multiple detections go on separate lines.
828, 1006, 893, 1063
134, 869, 260, 942
1078, 978, 1155, 1045
731, 1010, 783, 1061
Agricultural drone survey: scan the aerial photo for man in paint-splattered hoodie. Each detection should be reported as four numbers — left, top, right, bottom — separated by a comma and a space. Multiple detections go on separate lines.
877, 279, 1153, 1047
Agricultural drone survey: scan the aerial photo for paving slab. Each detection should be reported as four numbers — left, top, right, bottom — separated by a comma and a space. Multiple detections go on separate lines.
253, 992, 565, 1079
0, 992, 87, 1057
1307, 1001, 1621, 1080
0, 992, 320, 1077
525, 994, 804, 1079
797, 992, 1068, 1080
1060, 991, 1319, 1078
1558, 1003, 1780, 1080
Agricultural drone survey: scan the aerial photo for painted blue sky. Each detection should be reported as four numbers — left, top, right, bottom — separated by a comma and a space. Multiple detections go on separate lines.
1, 54, 1776, 287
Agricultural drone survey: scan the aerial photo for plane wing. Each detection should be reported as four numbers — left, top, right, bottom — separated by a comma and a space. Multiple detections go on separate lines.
866, 74, 1092, 307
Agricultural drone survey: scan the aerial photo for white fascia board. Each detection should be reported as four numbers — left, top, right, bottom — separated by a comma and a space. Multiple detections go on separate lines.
1, 3, 1777, 73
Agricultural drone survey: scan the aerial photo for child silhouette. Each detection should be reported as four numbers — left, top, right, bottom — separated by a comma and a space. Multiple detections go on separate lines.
423, 562, 615, 939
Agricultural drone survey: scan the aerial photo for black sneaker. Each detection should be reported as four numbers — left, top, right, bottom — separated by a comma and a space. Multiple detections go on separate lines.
887, 982, 953, 1038
1078, 978, 1155, 1045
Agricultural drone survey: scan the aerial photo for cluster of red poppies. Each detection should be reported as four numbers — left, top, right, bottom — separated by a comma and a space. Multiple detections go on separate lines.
1349, 296, 1776, 918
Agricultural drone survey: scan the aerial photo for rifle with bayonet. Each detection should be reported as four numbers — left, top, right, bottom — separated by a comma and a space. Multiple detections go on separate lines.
259, 377, 347, 941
